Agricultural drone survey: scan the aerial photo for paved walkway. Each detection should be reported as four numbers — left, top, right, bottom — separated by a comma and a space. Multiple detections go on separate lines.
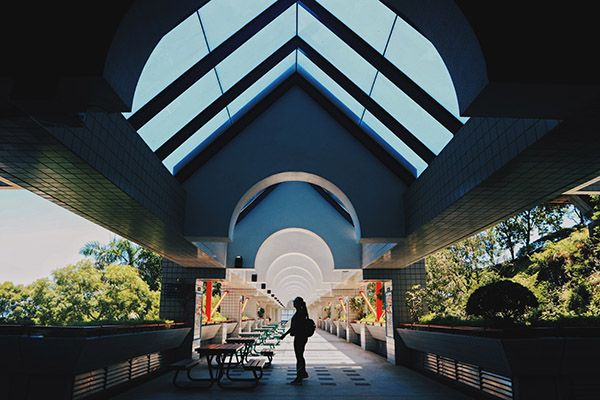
113, 329, 472, 400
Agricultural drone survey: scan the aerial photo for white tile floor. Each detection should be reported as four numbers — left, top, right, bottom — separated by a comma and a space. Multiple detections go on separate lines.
112, 329, 472, 399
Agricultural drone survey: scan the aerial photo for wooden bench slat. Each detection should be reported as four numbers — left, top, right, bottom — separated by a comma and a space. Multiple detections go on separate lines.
244, 359, 266, 370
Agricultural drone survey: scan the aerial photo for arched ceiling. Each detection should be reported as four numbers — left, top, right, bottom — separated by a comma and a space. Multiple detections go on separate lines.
126, 0, 465, 177
255, 228, 343, 304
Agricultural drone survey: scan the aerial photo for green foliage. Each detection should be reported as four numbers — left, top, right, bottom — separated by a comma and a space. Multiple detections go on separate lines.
348, 295, 366, 320
405, 284, 424, 323
410, 232, 501, 320
323, 305, 331, 319
417, 313, 487, 327
466, 280, 538, 322
334, 303, 345, 320
80, 237, 163, 291
359, 312, 385, 324
493, 205, 567, 261
257, 307, 265, 318
0, 260, 159, 325
202, 311, 228, 324
415, 200, 600, 325
202, 294, 221, 317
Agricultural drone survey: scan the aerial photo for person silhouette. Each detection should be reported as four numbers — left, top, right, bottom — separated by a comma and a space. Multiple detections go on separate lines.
280, 296, 310, 385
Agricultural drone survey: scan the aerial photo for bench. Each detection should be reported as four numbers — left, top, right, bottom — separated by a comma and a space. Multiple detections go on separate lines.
259, 349, 274, 366
263, 339, 279, 349
222, 358, 266, 388
169, 359, 211, 388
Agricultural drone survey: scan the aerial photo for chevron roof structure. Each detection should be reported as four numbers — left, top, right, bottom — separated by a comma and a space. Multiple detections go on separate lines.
126, 0, 467, 178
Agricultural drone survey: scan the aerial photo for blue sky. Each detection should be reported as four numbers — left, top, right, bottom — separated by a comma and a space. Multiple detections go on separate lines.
0, 190, 112, 285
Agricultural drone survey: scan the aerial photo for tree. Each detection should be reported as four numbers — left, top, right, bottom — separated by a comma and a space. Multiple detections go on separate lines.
0, 282, 28, 323
494, 205, 567, 261
80, 237, 163, 290
52, 261, 104, 323
0, 260, 159, 325
466, 280, 539, 322
97, 265, 159, 320
416, 233, 500, 319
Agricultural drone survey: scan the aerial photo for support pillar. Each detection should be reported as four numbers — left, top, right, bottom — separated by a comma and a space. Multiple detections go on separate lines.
363, 261, 426, 365
159, 259, 226, 361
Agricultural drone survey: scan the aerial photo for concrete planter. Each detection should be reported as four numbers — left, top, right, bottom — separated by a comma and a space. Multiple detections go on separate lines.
224, 322, 238, 335
336, 320, 347, 339
200, 323, 221, 341
350, 322, 362, 335
239, 320, 248, 331
0, 325, 190, 400
246, 319, 255, 331
397, 327, 600, 399
366, 324, 386, 341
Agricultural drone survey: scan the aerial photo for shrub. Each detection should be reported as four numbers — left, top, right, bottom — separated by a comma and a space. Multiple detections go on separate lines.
466, 280, 538, 321
348, 295, 366, 320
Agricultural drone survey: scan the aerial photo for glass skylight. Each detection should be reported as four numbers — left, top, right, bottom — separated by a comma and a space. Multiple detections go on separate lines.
215, 5, 295, 91
138, 71, 222, 151
384, 16, 468, 123
228, 52, 296, 119
370, 74, 453, 155
164, 109, 230, 172
298, 6, 378, 93
168, 53, 297, 174
297, 51, 364, 122
129, 0, 466, 178
315, 0, 396, 54
127, 13, 209, 116
298, 52, 421, 175
198, 0, 277, 49
361, 111, 426, 176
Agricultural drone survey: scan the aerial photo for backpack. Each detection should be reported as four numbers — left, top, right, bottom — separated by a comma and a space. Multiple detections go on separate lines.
304, 318, 316, 337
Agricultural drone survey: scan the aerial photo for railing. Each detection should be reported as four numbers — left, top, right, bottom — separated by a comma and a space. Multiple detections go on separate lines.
423, 352, 513, 400
72, 352, 163, 399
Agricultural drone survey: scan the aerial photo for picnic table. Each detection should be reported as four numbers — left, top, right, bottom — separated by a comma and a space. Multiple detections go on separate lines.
239, 332, 262, 338
195, 343, 244, 388
226, 337, 256, 364
194, 343, 266, 388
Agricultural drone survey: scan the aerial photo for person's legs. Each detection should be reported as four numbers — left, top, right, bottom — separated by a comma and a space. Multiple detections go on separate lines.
294, 337, 308, 379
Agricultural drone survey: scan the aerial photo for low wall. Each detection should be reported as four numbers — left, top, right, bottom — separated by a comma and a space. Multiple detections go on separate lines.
0, 324, 191, 400
397, 326, 600, 400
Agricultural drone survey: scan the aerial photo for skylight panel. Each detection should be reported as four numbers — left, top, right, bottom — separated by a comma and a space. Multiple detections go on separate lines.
127, 13, 209, 116
198, 0, 277, 49
297, 51, 364, 122
362, 111, 425, 176
384, 16, 468, 122
167, 53, 295, 172
370, 74, 453, 155
228, 52, 296, 119
215, 5, 295, 91
167, 109, 230, 174
298, 5, 378, 94
315, 0, 396, 54
138, 71, 222, 151
297, 52, 420, 175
